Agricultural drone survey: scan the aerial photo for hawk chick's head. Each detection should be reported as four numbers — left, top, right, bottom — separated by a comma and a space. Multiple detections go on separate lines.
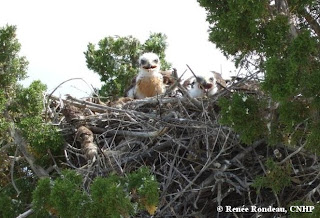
185, 75, 217, 98
139, 52, 160, 73
194, 75, 214, 90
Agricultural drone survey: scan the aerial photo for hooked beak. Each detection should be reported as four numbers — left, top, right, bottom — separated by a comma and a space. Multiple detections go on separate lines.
196, 77, 213, 90
143, 64, 157, 70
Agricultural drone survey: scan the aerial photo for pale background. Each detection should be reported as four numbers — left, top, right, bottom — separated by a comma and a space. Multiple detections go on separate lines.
0, 0, 237, 98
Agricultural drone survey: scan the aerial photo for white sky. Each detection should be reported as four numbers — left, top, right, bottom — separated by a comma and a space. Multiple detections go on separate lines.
0, 0, 236, 98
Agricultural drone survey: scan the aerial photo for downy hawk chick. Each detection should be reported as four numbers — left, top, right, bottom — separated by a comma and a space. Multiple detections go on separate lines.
183, 71, 227, 98
126, 52, 166, 99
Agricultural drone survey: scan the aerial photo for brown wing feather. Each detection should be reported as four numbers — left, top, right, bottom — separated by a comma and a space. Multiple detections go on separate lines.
211, 71, 227, 90
160, 70, 176, 85
124, 75, 137, 97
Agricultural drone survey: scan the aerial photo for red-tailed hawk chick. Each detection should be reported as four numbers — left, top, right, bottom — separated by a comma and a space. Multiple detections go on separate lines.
126, 52, 165, 99
183, 71, 226, 98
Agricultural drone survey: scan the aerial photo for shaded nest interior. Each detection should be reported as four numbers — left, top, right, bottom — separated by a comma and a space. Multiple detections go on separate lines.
47, 79, 320, 218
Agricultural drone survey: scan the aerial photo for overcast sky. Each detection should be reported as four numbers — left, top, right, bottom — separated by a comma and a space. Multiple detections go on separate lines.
0, 0, 236, 98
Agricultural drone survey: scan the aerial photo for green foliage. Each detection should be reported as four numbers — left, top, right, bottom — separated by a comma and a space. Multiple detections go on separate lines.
32, 178, 52, 217
89, 175, 134, 218
84, 33, 171, 98
0, 25, 28, 90
198, 0, 269, 65
32, 167, 160, 217
305, 122, 320, 154
19, 116, 63, 157
0, 191, 17, 218
14, 80, 47, 116
262, 30, 320, 153
0, 90, 6, 111
289, 201, 320, 218
271, 99, 309, 145
252, 159, 292, 194
85, 35, 140, 98
0, 25, 64, 217
199, 0, 320, 155
262, 15, 290, 57
50, 170, 89, 218
0, 171, 36, 218
10, 81, 64, 163
128, 166, 160, 209
218, 94, 265, 144
263, 31, 319, 100
33, 170, 89, 218
0, 117, 10, 139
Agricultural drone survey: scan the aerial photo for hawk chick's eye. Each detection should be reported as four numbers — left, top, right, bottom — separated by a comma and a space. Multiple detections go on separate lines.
209, 77, 214, 82
140, 59, 146, 65
153, 59, 159, 64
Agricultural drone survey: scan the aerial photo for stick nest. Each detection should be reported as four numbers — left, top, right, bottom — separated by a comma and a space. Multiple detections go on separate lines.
47, 80, 320, 217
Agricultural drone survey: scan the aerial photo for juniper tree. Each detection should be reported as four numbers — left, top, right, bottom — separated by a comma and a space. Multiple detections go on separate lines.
197, 0, 320, 210
198, 0, 320, 152
0, 25, 161, 217
0, 25, 64, 217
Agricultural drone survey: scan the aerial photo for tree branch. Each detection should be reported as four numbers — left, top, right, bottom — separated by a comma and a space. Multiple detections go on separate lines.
302, 8, 320, 37
10, 147, 21, 196
276, 0, 298, 38
16, 209, 33, 218
10, 127, 49, 178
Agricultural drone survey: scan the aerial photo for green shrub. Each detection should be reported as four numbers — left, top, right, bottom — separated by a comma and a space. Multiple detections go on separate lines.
218, 93, 266, 144
252, 159, 292, 194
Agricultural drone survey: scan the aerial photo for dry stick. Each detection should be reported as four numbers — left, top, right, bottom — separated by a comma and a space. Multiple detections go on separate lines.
105, 149, 124, 175
165, 144, 183, 200
279, 142, 307, 165
45, 78, 96, 121
123, 97, 182, 107
0, 141, 12, 152
48, 149, 62, 175
10, 147, 21, 196
63, 95, 158, 119
181, 171, 216, 206
306, 182, 320, 201
217, 179, 222, 207
160, 131, 232, 213
89, 126, 169, 138
172, 166, 194, 188
63, 149, 79, 170
47, 77, 95, 99
65, 142, 82, 153
16, 209, 33, 218
103, 123, 123, 175
121, 140, 173, 165
186, 64, 200, 84
156, 65, 201, 109
170, 139, 265, 214
211, 70, 261, 101
10, 127, 49, 178
50, 95, 107, 114
176, 82, 202, 109
164, 68, 187, 96
253, 143, 281, 207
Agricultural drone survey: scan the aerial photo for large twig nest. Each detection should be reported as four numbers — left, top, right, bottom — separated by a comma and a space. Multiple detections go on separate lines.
47, 79, 320, 217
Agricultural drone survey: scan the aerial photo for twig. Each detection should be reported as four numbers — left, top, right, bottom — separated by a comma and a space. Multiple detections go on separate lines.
279, 142, 307, 165
89, 126, 169, 138
16, 209, 33, 218
9, 127, 49, 178
10, 147, 21, 196
47, 77, 95, 99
